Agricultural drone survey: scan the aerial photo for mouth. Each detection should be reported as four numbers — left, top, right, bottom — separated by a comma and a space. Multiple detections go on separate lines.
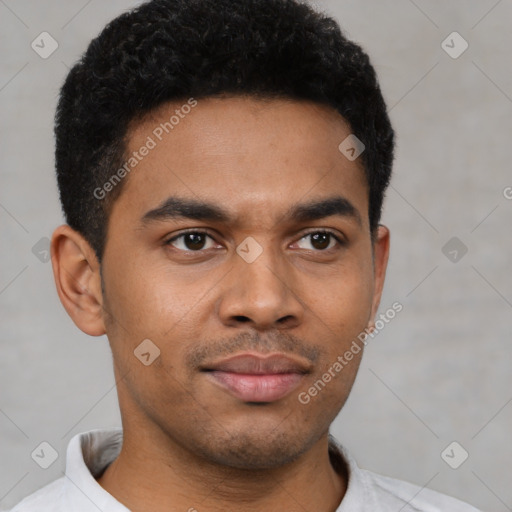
200, 352, 311, 403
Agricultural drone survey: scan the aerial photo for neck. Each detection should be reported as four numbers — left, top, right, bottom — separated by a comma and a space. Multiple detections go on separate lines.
97, 423, 347, 512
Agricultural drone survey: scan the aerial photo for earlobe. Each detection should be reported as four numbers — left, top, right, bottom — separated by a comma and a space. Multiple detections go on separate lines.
50, 224, 106, 337
367, 225, 390, 330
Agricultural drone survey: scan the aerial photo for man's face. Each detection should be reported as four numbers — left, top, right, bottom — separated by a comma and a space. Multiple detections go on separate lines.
97, 96, 388, 469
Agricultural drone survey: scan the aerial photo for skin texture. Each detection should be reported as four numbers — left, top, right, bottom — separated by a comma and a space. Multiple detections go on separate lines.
50, 96, 390, 512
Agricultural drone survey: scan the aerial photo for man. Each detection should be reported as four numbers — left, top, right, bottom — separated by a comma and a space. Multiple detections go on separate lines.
10, 0, 480, 510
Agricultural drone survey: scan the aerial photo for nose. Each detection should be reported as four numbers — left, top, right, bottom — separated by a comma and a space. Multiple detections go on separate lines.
217, 241, 304, 331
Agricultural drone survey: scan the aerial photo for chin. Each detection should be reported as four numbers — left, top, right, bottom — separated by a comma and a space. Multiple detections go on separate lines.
191, 424, 317, 470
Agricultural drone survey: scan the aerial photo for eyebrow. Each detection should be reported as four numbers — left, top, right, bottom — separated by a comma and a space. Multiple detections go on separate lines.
140, 195, 362, 227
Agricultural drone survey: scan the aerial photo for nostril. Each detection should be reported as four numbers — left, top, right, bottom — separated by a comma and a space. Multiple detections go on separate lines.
233, 315, 251, 323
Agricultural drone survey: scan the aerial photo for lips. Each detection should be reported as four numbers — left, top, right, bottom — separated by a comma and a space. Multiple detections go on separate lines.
201, 353, 311, 403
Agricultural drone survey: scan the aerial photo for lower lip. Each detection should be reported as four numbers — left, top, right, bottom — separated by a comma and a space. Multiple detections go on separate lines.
205, 371, 304, 402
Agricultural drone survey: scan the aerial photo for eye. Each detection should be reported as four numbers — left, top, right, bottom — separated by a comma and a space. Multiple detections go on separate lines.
164, 229, 344, 254
165, 230, 218, 251
294, 230, 343, 251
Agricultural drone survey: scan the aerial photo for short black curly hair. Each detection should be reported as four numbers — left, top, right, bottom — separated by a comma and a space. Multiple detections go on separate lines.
55, 0, 395, 263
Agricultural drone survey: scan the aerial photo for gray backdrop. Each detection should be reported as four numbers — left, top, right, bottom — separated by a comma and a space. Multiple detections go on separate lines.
1, 1, 511, 510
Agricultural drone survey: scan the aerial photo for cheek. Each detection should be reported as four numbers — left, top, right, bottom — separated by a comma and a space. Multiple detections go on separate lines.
101, 257, 213, 379
103, 253, 193, 332
319, 256, 375, 333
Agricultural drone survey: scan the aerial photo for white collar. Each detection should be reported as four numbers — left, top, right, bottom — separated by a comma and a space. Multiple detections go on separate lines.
60, 427, 376, 511
62, 427, 130, 511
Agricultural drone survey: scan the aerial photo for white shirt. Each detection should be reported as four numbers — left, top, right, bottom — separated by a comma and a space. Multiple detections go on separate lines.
9, 428, 480, 511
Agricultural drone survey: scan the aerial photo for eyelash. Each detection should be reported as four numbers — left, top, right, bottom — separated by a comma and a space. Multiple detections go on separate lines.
164, 228, 345, 252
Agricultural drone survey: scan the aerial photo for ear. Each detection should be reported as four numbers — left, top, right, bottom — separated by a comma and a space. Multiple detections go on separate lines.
367, 225, 390, 330
50, 224, 106, 336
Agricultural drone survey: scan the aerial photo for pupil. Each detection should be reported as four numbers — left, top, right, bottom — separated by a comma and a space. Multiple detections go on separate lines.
186, 233, 206, 250
312, 233, 329, 250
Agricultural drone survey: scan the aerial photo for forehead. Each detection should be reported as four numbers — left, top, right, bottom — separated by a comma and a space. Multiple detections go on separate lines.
109, 96, 369, 230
